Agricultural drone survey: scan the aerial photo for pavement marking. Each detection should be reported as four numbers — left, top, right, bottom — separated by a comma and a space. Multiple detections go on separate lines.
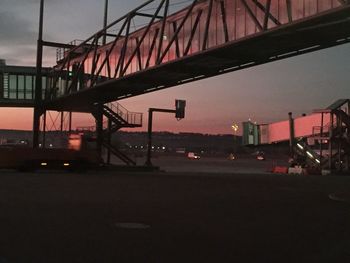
114, 222, 151, 229
328, 192, 350, 203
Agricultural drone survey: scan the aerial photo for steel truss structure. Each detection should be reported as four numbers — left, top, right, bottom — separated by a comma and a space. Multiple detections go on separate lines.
42, 0, 350, 111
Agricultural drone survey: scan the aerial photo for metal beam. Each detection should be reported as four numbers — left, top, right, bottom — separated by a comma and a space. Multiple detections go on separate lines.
263, 0, 272, 30
251, 0, 282, 26
42, 41, 76, 49
159, 0, 198, 62
156, 0, 170, 64
135, 12, 163, 19
202, 0, 214, 51
184, 10, 202, 56
240, 0, 263, 31
220, 0, 229, 42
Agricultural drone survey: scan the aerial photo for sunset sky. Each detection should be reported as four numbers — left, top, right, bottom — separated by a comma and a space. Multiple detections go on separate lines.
1, 0, 349, 134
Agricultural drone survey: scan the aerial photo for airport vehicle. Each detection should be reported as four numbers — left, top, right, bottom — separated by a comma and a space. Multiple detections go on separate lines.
228, 153, 236, 160
256, 151, 266, 161
187, 152, 201, 160
0, 133, 100, 172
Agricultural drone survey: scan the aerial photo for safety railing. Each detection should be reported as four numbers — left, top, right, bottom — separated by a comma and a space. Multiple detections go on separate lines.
106, 102, 143, 127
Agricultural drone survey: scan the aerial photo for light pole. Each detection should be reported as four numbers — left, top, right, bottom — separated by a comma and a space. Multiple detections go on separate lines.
231, 123, 239, 153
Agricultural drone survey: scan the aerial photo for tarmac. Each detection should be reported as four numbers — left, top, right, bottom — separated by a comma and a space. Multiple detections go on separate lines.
0, 157, 349, 262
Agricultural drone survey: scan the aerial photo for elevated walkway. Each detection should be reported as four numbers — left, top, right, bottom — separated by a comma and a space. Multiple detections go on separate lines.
244, 99, 350, 172
41, 0, 350, 111
0, 62, 51, 107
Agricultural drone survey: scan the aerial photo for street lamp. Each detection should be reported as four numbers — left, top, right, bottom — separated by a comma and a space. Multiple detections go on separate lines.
231, 123, 239, 153
231, 123, 239, 133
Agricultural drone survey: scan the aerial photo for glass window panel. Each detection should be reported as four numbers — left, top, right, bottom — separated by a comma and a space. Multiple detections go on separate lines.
42, 76, 47, 99
25, 76, 33, 99
18, 75, 24, 99
9, 75, 17, 99
3, 73, 8, 99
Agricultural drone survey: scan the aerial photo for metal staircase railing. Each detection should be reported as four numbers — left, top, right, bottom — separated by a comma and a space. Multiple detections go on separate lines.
312, 125, 330, 138
105, 102, 142, 127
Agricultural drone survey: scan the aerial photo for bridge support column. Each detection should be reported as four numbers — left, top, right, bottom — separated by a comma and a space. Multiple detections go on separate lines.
107, 118, 112, 164
42, 110, 46, 148
33, 108, 42, 148
60, 112, 64, 131
69, 112, 72, 133
146, 109, 154, 167
95, 104, 104, 164
288, 112, 295, 158
346, 101, 350, 171
328, 114, 334, 170
33, 0, 44, 149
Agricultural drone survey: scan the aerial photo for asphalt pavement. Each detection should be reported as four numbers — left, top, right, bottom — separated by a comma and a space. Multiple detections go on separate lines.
0, 166, 349, 262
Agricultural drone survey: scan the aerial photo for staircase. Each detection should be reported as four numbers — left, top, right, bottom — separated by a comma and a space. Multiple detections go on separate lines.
87, 102, 142, 166
293, 99, 350, 172
294, 140, 322, 168
102, 103, 142, 166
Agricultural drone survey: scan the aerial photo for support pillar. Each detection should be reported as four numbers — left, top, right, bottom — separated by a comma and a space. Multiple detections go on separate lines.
95, 104, 104, 163
346, 101, 350, 171
68, 112, 72, 133
33, 0, 44, 148
320, 113, 324, 163
288, 112, 295, 157
146, 109, 154, 167
107, 118, 112, 164
42, 111, 46, 148
60, 111, 64, 131
329, 113, 334, 171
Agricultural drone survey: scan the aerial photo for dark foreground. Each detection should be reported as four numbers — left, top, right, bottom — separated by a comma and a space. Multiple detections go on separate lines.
0, 170, 349, 263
